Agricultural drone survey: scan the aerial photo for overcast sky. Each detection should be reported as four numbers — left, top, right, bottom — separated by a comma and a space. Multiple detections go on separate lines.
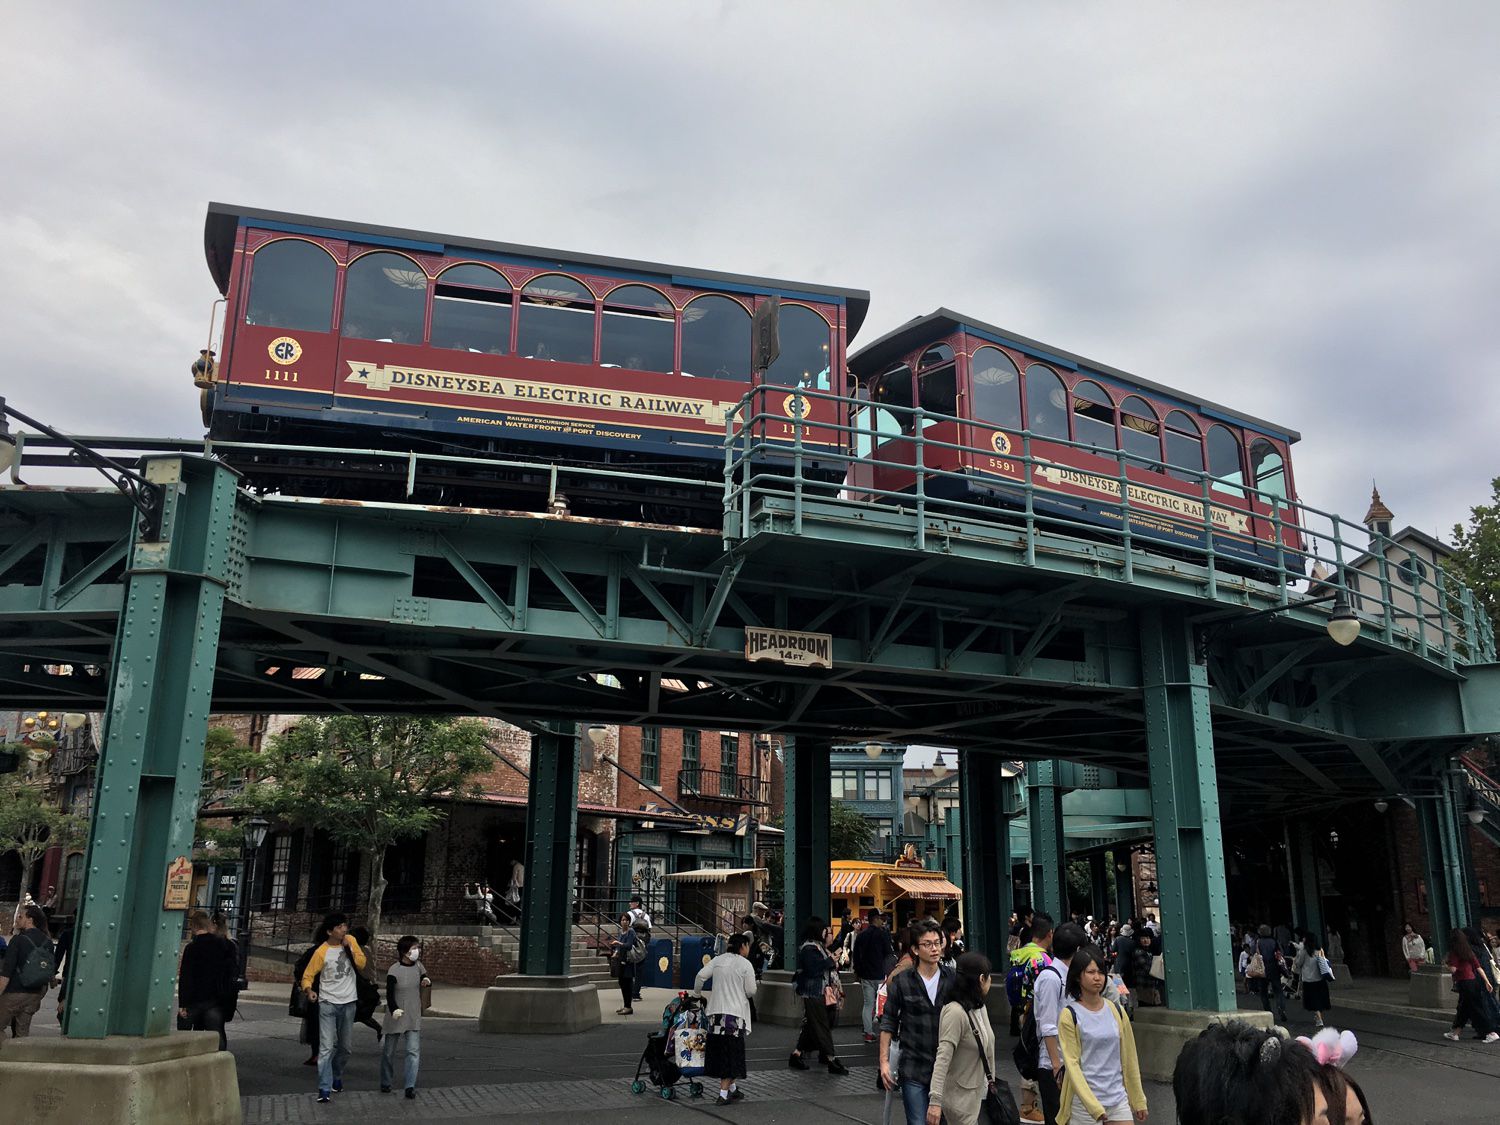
3, 1, 1496, 540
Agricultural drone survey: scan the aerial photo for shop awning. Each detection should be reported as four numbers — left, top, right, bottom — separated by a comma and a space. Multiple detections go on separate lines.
662, 867, 767, 884
890, 875, 962, 900
830, 870, 874, 895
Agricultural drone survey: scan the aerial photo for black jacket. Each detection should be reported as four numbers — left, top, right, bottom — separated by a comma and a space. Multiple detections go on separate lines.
179, 932, 236, 1009
853, 925, 894, 980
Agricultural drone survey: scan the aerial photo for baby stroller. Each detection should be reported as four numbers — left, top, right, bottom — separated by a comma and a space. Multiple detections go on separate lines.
630, 992, 707, 1100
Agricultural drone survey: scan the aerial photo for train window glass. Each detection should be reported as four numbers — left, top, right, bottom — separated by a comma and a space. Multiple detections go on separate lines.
1119, 395, 1162, 469
764, 305, 832, 389
1071, 380, 1116, 451
519, 274, 596, 364
871, 364, 916, 435
246, 239, 336, 332
600, 285, 675, 374
1207, 425, 1246, 497
918, 343, 955, 370
970, 346, 1022, 430
1249, 438, 1287, 504
918, 363, 957, 428
852, 402, 904, 456
1024, 364, 1068, 440
342, 252, 428, 343
681, 295, 750, 380
432, 264, 511, 354
1163, 410, 1204, 482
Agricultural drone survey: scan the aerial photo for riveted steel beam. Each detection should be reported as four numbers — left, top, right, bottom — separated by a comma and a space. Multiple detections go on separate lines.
519, 721, 580, 975
783, 736, 831, 971
1026, 760, 1066, 917
961, 751, 1015, 963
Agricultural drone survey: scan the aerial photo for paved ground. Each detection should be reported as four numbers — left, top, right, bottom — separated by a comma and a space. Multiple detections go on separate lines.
21, 980, 1500, 1123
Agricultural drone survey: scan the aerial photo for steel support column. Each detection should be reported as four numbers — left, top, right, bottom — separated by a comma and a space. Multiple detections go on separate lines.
1026, 760, 1066, 918
1141, 607, 1235, 1012
1417, 765, 1479, 961
1089, 852, 1110, 921
1115, 852, 1137, 922
1284, 819, 1324, 940
784, 736, 830, 971
63, 457, 239, 1038
960, 752, 1014, 963
519, 721, 580, 976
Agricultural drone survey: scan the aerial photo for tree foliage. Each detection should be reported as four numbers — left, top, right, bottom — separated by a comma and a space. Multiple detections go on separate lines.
195, 726, 263, 854
0, 763, 87, 896
1451, 476, 1500, 630
256, 715, 494, 937
829, 800, 875, 861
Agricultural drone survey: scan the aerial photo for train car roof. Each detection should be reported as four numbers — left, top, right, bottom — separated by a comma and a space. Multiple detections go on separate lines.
848, 309, 1300, 442
204, 203, 871, 339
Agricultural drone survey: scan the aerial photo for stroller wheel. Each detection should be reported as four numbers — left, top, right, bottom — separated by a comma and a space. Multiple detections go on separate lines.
690, 1082, 704, 1097
631, 1080, 645, 1094
661, 1085, 675, 1099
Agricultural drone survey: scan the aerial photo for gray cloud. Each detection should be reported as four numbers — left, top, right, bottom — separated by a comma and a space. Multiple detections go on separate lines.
2, 0, 1496, 540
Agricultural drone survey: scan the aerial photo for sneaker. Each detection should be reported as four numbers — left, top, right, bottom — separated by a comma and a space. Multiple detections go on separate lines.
1485, 1033, 1500, 1044
381, 1086, 392, 1094
316, 1090, 331, 1104
332, 1080, 343, 1093
862, 1032, 876, 1043
405, 1088, 416, 1099
1443, 1030, 1461, 1041
788, 1052, 809, 1070
827, 1059, 849, 1076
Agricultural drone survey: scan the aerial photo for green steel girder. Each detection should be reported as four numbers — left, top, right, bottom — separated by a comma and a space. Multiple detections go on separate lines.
519, 722, 580, 975
783, 737, 830, 972
960, 752, 1016, 963
1284, 819, 1325, 940
1026, 760, 1067, 916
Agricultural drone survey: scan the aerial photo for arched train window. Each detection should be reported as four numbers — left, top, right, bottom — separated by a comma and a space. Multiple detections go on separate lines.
764, 305, 832, 389
681, 295, 750, 379
1119, 395, 1161, 469
918, 343, 955, 370
870, 363, 915, 435
1024, 364, 1068, 440
1249, 439, 1288, 504
518, 274, 595, 364
918, 348, 957, 426
342, 252, 428, 343
245, 239, 336, 332
1071, 380, 1116, 451
601, 285, 675, 373
1206, 425, 1245, 497
1163, 410, 1204, 483
970, 346, 1021, 430
432, 264, 511, 354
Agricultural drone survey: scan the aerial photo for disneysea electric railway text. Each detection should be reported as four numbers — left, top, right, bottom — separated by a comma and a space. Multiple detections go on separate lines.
200, 203, 1301, 567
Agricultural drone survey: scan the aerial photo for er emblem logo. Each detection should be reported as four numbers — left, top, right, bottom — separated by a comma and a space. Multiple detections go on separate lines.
268, 336, 303, 365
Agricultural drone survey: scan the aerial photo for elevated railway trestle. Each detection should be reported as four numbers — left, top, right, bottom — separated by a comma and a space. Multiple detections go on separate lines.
1, 387, 1498, 1037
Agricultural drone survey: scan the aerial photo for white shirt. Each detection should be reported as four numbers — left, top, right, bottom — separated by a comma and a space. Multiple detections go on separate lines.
1034, 959, 1068, 1070
628, 907, 652, 928
922, 966, 941, 1005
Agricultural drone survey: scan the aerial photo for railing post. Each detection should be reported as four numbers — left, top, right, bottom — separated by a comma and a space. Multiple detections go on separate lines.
1116, 449, 1133, 584
1023, 429, 1036, 567
913, 409, 927, 552
1200, 472, 1217, 600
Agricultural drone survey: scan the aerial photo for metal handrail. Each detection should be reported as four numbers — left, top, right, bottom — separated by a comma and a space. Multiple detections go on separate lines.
678, 766, 770, 805
720, 384, 1496, 667
1460, 755, 1500, 811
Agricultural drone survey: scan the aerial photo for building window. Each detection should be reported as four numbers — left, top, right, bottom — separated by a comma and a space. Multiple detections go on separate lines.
869, 817, 894, 844
831, 767, 861, 800
641, 726, 661, 786
862, 770, 893, 802
268, 832, 293, 909
720, 735, 739, 797
681, 730, 700, 791
327, 843, 353, 908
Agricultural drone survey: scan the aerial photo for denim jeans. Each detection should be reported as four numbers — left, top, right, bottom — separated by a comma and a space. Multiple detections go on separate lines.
860, 979, 881, 1036
317, 1000, 356, 1092
380, 1029, 421, 1090
900, 1079, 930, 1125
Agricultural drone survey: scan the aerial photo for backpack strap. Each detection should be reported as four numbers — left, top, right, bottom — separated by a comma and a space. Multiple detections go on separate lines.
963, 1008, 995, 1083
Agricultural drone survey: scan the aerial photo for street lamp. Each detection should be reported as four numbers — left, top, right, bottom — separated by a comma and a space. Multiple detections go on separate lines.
1195, 580, 1361, 662
864, 741, 884, 760
931, 752, 948, 780
235, 815, 271, 989
1373, 798, 1390, 814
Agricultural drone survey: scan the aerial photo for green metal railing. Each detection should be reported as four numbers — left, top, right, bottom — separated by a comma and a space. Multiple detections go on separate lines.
721, 384, 1496, 668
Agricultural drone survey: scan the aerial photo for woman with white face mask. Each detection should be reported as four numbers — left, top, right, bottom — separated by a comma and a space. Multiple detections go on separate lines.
382, 936, 431, 1099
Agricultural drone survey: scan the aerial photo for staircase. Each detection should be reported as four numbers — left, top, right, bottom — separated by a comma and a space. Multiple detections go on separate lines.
483, 923, 617, 989
1460, 755, 1500, 846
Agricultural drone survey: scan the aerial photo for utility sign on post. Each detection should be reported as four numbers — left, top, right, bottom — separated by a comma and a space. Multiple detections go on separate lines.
752, 296, 781, 374
745, 627, 832, 669
163, 855, 193, 910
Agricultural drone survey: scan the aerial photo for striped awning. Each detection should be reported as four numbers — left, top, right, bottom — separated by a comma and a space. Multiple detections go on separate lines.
830, 871, 874, 895
890, 875, 962, 900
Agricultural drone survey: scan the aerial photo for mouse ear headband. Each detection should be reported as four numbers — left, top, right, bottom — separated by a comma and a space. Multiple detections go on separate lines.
1295, 1027, 1358, 1068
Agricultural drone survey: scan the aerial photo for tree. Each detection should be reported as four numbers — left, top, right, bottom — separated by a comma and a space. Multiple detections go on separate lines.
0, 759, 87, 900
765, 799, 877, 898
1451, 476, 1500, 631
256, 716, 493, 939
195, 725, 264, 856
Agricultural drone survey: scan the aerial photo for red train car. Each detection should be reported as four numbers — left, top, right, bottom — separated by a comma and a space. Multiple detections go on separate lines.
202, 204, 868, 513
847, 310, 1303, 568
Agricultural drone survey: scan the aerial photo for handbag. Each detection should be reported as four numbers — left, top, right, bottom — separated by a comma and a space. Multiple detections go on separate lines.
420, 978, 433, 1012
1317, 954, 1335, 983
1149, 954, 1165, 981
965, 1009, 1021, 1125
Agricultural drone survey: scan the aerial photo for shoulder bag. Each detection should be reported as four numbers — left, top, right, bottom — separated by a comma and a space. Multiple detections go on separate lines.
965, 1008, 1020, 1125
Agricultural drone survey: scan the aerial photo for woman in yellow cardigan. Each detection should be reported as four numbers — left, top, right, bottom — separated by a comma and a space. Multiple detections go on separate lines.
1058, 946, 1148, 1123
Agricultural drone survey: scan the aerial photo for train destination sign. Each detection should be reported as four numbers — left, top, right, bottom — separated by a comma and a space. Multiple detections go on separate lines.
344, 362, 732, 426
744, 627, 833, 669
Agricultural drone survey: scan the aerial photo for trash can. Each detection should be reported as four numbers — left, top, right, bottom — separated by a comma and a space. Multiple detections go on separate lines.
638, 936, 674, 990
679, 935, 715, 989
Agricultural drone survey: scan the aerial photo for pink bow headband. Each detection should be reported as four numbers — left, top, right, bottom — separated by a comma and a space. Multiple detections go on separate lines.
1295, 1027, 1358, 1068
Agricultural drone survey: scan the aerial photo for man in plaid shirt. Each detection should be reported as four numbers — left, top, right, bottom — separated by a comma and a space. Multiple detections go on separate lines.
879, 920, 956, 1125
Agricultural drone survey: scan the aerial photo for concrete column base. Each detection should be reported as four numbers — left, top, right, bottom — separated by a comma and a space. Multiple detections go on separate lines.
1130, 1007, 1274, 1082
1409, 964, 1453, 1008
0, 1032, 239, 1124
477, 973, 602, 1034
755, 970, 865, 1027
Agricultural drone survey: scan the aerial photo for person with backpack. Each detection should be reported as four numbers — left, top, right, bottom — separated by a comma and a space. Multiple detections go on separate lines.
1024, 920, 1086, 1125
177, 908, 237, 1050
1248, 923, 1289, 1025
626, 895, 652, 1002
0, 904, 54, 1049
879, 919, 954, 1124
1057, 944, 1147, 1123
855, 909, 896, 1043
609, 912, 643, 1015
